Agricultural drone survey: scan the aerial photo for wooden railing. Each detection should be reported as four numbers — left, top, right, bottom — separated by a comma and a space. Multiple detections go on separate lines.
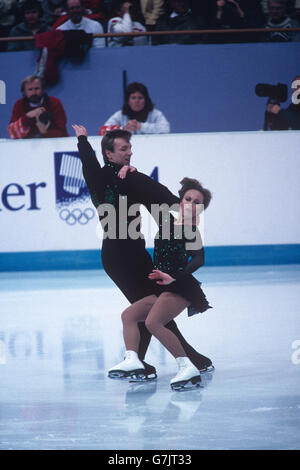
1, 27, 300, 43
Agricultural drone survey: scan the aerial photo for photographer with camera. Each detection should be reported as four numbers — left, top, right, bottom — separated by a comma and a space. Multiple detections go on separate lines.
8, 75, 69, 139
256, 76, 300, 130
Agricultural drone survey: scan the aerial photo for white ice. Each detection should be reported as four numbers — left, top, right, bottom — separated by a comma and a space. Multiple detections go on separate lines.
0, 265, 299, 450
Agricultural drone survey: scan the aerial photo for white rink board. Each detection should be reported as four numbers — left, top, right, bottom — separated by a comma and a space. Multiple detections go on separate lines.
0, 131, 299, 253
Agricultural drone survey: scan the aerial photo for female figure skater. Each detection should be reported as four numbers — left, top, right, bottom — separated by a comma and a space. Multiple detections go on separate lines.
108, 177, 212, 390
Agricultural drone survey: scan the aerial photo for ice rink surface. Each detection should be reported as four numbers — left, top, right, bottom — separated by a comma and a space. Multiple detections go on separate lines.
0, 264, 299, 450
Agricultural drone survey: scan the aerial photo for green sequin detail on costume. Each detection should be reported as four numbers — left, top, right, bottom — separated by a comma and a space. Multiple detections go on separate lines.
104, 186, 117, 206
90, 190, 101, 208
104, 163, 123, 207
154, 237, 188, 274
154, 214, 191, 275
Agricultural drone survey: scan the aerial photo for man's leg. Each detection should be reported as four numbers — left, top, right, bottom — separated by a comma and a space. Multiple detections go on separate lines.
165, 321, 212, 370
102, 247, 212, 370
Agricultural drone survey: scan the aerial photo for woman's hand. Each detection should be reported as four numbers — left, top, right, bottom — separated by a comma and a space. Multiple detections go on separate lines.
148, 269, 175, 285
124, 120, 141, 132
118, 165, 137, 179
122, 2, 132, 14
72, 124, 88, 137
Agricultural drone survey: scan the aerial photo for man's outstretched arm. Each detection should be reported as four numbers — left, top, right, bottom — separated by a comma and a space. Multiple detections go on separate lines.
123, 170, 180, 209
73, 125, 104, 207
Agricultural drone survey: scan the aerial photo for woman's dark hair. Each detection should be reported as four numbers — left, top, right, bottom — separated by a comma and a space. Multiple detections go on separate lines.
20, 0, 44, 18
178, 177, 212, 209
101, 129, 132, 163
122, 82, 154, 121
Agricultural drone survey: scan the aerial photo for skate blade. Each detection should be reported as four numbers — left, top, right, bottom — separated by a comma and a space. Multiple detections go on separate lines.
170, 376, 201, 392
108, 371, 131, 380
129, 372, 157, 383
108, 368, 147, 381
199, 365, 215, 374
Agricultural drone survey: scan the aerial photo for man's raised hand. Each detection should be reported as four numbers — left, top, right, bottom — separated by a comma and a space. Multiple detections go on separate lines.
72, 124, 88, 137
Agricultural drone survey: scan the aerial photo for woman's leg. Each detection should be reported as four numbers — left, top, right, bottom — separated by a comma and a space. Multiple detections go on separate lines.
122, 295, 157, 352
145, 292, 191, 358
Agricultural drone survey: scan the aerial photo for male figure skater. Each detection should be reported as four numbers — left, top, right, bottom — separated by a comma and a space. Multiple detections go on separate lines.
72, 124, 213, 379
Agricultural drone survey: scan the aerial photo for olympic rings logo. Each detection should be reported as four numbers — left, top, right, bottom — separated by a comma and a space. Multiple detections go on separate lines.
59, 208, 95, 225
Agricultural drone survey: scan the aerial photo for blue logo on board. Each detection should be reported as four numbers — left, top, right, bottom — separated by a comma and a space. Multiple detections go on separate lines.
54, 151, 95, 225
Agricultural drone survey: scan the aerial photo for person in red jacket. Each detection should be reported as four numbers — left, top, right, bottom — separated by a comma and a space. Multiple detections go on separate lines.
8, 74, 69, 139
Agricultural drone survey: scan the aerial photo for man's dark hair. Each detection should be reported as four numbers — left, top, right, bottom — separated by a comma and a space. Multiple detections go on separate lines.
101, 129, 132, 163
112, 0, 125, 13
178, 177, 212, 209
122, 82, 154, 119
63, 0, 83, 10
20, 0, 44, 17
111, 0, 144, 22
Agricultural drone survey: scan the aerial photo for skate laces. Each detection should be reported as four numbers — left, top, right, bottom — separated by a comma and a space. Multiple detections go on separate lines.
176, 357, 188, 371
125, 351, 133, 361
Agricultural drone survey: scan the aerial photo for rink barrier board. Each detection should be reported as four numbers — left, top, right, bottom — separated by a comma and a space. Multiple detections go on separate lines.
0, 244, 299, 272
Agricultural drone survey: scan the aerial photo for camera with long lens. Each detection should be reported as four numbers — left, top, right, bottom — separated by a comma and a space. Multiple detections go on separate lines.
255, 83, 288, 105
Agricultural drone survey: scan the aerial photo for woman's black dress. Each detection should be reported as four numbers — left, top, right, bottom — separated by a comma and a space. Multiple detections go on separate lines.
154, 213, 211, 316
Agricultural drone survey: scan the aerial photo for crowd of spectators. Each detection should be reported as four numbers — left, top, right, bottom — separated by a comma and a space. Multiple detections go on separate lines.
1, 0, 300, 52
3, 1, 299, 138
7, 75, 172, 138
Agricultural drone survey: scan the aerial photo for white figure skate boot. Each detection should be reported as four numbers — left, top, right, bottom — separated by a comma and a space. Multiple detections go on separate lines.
108, 350, 146, 380
170, 357, 201, 391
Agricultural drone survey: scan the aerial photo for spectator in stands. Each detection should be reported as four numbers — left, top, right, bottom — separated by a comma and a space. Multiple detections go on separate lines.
191, 1, 264, 29
51, 0, 106, 28
139, 0, 166, 31
264, 0, 300, 41
0, 0, 17, 52
261, 0, 296, 16
8, 0, 50, 51
295, 0, 300, 22
212, 1, 247, 42
99, 81, 170, 135
56, 0, 105, 47
265, 75, 300, 130
206, 0, 266, 43
107, 0, 148, 47
153, 0, 202, 45
8, 74, 69, 138
40, 0, 65, 27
